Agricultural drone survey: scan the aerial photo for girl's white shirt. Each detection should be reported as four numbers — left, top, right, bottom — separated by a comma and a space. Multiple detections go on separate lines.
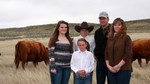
71, 50, 95, 74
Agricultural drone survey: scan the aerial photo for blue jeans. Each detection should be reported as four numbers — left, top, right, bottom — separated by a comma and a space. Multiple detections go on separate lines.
50, 71, 55, 84
108, 70, 131, 84
96, 61, 109, 84
74, 73, 92, 84
50, 66, 71, 84
73, 71, 93, 84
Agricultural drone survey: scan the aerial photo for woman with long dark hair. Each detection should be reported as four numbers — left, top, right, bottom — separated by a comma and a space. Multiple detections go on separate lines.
48, 20, 73, 84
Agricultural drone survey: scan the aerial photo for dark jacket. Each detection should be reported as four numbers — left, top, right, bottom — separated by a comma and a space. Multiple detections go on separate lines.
105, 34, 133, 71
94, 24, 110, 61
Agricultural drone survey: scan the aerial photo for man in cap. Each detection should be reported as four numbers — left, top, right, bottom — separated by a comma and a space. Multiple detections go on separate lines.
73, 21, 95, 84
94, 11, 111, 84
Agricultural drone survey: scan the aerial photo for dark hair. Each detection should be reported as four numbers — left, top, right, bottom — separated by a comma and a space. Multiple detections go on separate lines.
108, 17, 127, 38
77, 38, 90, 51
48, 20, 73, 52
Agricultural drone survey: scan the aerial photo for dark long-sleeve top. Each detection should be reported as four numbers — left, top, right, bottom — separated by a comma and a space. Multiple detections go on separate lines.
105, 34, 133, 71
49, 40, 72, 69
94, 25, 110, 61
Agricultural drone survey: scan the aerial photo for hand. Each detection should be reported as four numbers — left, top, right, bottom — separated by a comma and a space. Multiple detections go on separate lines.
77, 70, 86, 77
113, 64, 121, 72
113, 60, 125, 72
107, 64, 117, 73
51, 69, 57, 74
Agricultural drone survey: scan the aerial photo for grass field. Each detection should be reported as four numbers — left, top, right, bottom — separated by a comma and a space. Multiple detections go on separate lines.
0, 33, 150, 84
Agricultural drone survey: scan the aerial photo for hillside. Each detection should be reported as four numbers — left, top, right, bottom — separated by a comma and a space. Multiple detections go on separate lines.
126, 19, 150, 33
0, 19, 150, 40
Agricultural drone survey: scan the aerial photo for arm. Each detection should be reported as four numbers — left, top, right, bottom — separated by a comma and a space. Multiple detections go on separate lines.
71, 53, 78, 73
73, 37, 78, 52
122, 35, 132, 63
113, 60, 125, 72
85, 53, 95, 74
91, 38, 95, 53
106, 60, 117, 73
113, 35, 132, 72
94, 31, 98, 60
48, 47, 56, 73
105, 41, 117, 73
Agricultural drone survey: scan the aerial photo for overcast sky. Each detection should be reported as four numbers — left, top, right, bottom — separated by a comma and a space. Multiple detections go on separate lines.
0, 0, 150, 29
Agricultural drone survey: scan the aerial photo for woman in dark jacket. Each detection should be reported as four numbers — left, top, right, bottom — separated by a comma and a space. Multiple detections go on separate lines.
105, 18, 132, 84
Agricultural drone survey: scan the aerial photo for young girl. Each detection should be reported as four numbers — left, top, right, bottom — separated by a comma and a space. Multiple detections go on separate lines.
71, 38, 94, 84
48, 20, 73, 84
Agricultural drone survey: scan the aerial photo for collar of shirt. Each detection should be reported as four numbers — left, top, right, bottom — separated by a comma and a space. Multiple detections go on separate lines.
101, 24, 109, 29
79, 35, 90, 39
79, 50, 88, 54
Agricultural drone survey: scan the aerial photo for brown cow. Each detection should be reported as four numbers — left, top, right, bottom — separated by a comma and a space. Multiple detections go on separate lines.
132, 39, 150, 67
15, 40, 49, 69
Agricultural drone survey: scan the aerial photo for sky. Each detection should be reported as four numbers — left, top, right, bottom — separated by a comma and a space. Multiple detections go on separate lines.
0, 0, 150, 29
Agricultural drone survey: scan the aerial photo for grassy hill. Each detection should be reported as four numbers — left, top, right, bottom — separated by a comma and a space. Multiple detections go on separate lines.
126, 19, 150, 33
0, 19, 150, 40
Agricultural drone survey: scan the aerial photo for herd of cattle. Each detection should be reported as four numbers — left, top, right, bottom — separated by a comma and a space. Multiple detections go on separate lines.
0, 38, 150, 69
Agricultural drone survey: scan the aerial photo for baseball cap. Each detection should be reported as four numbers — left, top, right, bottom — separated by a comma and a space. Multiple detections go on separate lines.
99, 11, 109, 18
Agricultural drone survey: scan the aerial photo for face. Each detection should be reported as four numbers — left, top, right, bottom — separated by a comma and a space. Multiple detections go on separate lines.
80, 29, 89, 37
99, 17, 109, 27
77, 41, 87, 52
58, 23, 68, 35
114, 22, 122, 33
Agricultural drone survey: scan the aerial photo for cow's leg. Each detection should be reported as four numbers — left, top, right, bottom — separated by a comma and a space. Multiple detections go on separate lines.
44, 60, 49, 65
35, 62, 38, 67
22, 54, 28, 70
33, 61, 36, 67
33, 61, 38, 67
15, 60, 20, 69
22, 61, 26, 70
15, 56, 20, 69
146, 59, 149, 66
138, 58, 142, 67
26, 62, 28, 66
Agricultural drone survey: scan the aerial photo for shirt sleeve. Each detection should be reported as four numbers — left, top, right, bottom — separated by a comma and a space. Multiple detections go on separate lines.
105, 40, 109, 60
91, 38, 95, 53
73, 37, 78, 52
85, 53, 95, 73
48, 47, 56, 69
122, 35, 133, 63
71, 53, 78, 73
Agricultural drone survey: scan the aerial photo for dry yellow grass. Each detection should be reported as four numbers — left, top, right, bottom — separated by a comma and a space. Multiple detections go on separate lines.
0, 33, 150, 84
